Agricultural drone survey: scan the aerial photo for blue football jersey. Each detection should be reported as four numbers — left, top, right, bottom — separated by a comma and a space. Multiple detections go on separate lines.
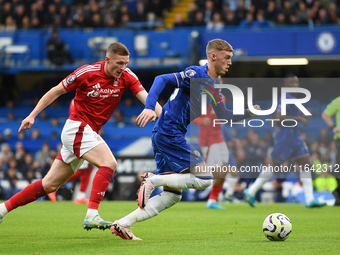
274, 93, 303, 145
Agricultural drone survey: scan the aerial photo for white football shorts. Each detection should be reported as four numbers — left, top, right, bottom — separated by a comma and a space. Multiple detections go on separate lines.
202, 142, 229, 167
57, 119, 104, 172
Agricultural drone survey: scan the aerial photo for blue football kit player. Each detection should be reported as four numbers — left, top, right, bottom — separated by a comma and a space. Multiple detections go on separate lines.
244, 74, 327, 208
111, 39, 260, 240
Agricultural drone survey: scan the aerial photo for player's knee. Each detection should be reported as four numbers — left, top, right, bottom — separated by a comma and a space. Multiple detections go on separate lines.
44, 184, 60, 193
195, 178, 213, 190
101, 159, 117, 171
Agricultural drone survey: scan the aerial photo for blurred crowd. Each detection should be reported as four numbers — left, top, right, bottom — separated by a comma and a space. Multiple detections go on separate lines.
0, 0, 338, 31
176, 0, 340, 29
0, 0, 171, 30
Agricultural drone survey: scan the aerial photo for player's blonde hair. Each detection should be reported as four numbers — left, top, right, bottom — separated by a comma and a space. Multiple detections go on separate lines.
107, 42, 130, 56
206, 39, 233, 56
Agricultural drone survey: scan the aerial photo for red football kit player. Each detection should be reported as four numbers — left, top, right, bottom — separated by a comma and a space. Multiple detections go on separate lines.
0, 42, 162, 230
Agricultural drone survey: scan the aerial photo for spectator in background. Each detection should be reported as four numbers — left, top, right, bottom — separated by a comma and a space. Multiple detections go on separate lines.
120, 13, 131, 28
329, 2, 339, 24
252, 9, 270, 28
190, 11, 206, 26
239, 12, 253, 28
5, 158, 23, 194
235, 0, 247, 24
21, 16, 31, 29
0, 2, 13, 25
113, 109, 125, 128
187, 2, 198, 25
265, 0, 279, 22
0, 143, 13, 165
30, 128, 41, 140
90, 13, 103, 28
317, 127, 332, 147
276, 12, 287, 25
59, 5, 70, 27
116, 4, 131, 26
174, 13, 188, 27
296, 1, 308, 24
206, 12, 224, 31
282, 0, 294, 24
4, 128, 12, 140
224, 11, 238, 26
46, 28, 73, 66
51, 118, 60, 127
203, 0, 215, 25
315, 8, 332, 25
19, 153, 34, 178
13, 4, 26, 29
4, 16, 16, 31
35, 141, 51, 170
31, 16, 41, 28
134, 1, 147, 22
42, 4, 58, 28
7, 112, 15, 120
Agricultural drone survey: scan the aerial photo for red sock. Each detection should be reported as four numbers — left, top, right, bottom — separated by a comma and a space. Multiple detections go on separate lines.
79, 165, 93, 192
66, 169, 83, 183
209, 186, 223, 201
4, 180, 46, 212
88, 166, 113, 210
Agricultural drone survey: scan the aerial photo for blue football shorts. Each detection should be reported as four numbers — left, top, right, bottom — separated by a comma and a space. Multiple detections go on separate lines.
151, 131, 204, 175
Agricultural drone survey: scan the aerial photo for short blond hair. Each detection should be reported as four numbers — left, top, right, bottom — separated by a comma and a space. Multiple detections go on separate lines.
206, 39, 233, 56
107, 42, 130, 56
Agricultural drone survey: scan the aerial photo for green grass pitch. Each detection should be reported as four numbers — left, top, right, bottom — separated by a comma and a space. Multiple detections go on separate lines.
1, 201, 339, 255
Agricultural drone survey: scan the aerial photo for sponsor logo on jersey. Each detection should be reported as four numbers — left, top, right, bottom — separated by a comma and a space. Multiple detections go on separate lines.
185, 69, 196, 78
92, 83, 100, 89
87, 83, 121, 98
67, 75, 76, 84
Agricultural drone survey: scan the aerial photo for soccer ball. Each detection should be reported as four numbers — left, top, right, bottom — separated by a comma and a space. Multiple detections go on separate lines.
262, 213, 292, 241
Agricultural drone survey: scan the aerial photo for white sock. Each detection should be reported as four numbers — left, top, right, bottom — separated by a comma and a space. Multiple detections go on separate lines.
248, 170, 274, 196
86, 209, 98, 218
0, 203, 8, 217
118, 191, 182, 227
76, 191, 86, 199
226, 176, 239, 196
150, 173, 213, 190
300, 171, 314, 203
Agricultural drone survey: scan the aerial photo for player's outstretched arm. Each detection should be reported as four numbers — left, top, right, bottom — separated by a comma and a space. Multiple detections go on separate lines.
136, 74, 179, 127
18, 82, 67, 132
135, 90, 162, 118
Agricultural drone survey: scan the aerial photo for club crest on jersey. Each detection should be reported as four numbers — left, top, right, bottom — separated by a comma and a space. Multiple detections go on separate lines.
194, 150, 201, 158
185, 69, 196, 78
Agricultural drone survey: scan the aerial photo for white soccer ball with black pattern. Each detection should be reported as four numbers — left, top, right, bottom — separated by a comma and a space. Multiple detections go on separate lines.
262, 213, 292, 241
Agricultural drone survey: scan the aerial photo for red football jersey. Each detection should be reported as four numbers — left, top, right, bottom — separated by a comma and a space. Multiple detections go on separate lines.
192, 96, 228, 147
62, 61, 145, 133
